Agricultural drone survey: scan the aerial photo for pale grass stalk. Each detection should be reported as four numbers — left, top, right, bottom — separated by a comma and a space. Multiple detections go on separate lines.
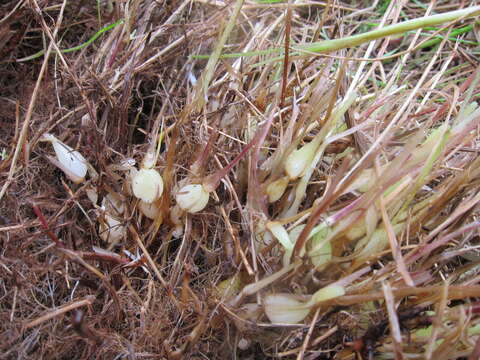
346, 0, 398, 94
169, 213, 191, 287
24, 295, 95, 329
129, 225, 168, 288
247, 211, 261, 304
134, 26, 201, 73
297, 307, 320, 360
343, 0, 378, 19
242, 2, 357, 11
10, 286, 18, 322
0, 0, 25, 24
425, 283, 449, 359
419, 191, 480, 248
332, 285, 480, 306
418, 39, 457, 111
194, 0, 245, 111
150, 0, 191, 40
397, 122, 450, 220
0, 223, 39, 232
382, 281, 403, 358
379, 191, 413, 286
277, 326, 338, 357
220, 206, 254, 276
407, 222, 480, 265
61, 248, 107, 280
230, 262, 297, 307
383, 0, 435, 92
325, 119, 374, 145
211, 19, 281, 88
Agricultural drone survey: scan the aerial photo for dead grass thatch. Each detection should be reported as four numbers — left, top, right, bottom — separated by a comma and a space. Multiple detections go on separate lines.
2, 0, 480, 359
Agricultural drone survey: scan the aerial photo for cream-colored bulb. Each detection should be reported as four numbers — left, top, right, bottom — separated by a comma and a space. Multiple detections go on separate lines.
138, 200, 160, 219
264, 293, 310, 324
266, 176, 289, 203
284, 141, 317, 180
131, 168, 164, 203
175, 184, 209, 213
99, 214, 125, 244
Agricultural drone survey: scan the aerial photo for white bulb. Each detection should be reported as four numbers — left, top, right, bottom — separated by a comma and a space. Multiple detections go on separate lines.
310, 284, 345, 306
99, 214, 125, 244
131, 168, 164, 203
102, 192, 125, 215
175, 184, 209, 213
266, 176, 289, 203
264, 293, 310, 324
284, 141, 318, 180
43, 133, 87, 183
138, 200, 160, 219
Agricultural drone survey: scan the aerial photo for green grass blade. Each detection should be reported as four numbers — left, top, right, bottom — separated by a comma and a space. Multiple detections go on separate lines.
192, 6, 480, 60
17, 19, 124, 62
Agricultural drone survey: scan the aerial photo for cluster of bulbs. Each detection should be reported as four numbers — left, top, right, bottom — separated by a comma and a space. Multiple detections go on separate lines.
42, 133, 210, 244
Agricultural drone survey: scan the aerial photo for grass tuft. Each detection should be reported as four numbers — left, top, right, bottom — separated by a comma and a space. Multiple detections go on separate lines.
2, 0, 480, 359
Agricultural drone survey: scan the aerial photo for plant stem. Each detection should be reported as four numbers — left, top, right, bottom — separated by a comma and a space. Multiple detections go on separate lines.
192, 6, 480, 60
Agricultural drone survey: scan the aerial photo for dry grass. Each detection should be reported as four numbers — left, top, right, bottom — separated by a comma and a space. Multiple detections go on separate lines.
2, 0, 480, 359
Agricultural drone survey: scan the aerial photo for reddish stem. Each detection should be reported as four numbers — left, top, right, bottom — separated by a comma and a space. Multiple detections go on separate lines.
80, 251, 135, 266
249, 112, 276, 213
32, 204, 65, 248
203, 134, 258, 192
191, 129, 219, 177
32, 204, 144, 267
